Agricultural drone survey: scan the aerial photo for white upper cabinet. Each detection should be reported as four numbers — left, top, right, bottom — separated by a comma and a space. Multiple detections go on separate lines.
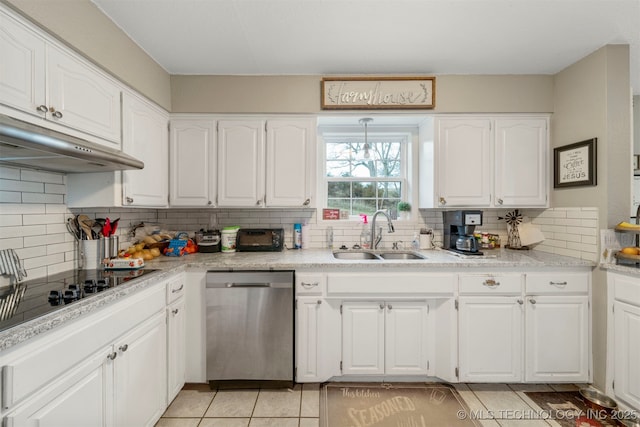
434, 115, 549, 208
122, 92, 169, 207
217, 117, 315, 208
436, 118, 492, 207
0, 7, 122, 146
494, 118, 548, 207
265, 119, 314, 207
169, 118, 217, 207
217, 119, 265, 207
0, 9, 46, 115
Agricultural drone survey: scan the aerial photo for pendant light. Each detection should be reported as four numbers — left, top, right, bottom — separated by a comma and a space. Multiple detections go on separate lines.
359, 117, 373, 159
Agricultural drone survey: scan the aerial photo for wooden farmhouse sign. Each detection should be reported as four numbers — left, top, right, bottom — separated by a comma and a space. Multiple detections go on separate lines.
321, 77, 435, 110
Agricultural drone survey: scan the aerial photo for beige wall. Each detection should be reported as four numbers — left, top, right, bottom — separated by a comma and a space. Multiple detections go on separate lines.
171, 74, 554, 114
552, 44, 632, 390
3, 0, 172, 110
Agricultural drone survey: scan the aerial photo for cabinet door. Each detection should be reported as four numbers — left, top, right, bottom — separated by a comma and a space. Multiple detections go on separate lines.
4, 344, 113, 427
525, 295, 589, 382
296, 297, 324, 382
458, 296, 523, 382
169, 119, 216, 207
167, 297, 186, 404
385, 302, 429, 375
0, 10, 46, 116
122, 92, 169, 207
265, 119, 314, 207
436, 118, 492, 207
494, 118, 548, 207
614, 300, 640, 409
114, 311, 167, 427
217, 120, 265, 207
341, 302, 385, 375
47, 45, 121, 145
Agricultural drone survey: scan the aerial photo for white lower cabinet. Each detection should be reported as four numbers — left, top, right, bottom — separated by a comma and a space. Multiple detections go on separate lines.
167, 296, 186, 402
296, 297, 329, 381
525, 295, 589, 382
458, 296, 523, 382
607, 271, 640, 410
458, 271, 590, 383
114, 311, 167, 427
341, 301, 429, 376
4, 344, 113, 427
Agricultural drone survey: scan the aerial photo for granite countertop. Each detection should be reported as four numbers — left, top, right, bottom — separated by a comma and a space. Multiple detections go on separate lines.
0, 248, 594, 353
600, 261, 640, 276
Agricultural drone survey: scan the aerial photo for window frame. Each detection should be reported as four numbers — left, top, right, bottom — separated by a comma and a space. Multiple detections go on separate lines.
319, 126, 414, 222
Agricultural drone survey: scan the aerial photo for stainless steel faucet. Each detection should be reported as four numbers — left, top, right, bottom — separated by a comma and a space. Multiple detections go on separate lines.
370, 210, 395, 249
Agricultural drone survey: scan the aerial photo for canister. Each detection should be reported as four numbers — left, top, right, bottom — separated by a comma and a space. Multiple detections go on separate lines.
221, 226, 239, 253
293, 224, 302, 249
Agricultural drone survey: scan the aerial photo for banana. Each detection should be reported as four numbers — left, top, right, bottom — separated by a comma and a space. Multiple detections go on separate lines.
617, 222, 640, 229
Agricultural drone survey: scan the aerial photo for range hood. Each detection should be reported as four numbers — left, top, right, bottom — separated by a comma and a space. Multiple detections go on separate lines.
0, 114, 144, 173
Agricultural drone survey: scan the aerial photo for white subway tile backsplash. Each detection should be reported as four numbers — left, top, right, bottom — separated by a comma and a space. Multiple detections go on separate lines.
0, 191, 21, 203
0, 203, 45, 214
45, 183, 66, 194
20, 169, 64, 184
0, 166, 20, 180
0, 224, 47, 239
24, 233, 67, 247
0, 237, 23, 250
0, 179, 44, 193
23, 214, 65, 225
1, 215, 22, 227
22, 192, 64, 204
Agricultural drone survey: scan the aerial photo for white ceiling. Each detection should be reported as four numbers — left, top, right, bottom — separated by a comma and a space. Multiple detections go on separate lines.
92, 0, 640, 94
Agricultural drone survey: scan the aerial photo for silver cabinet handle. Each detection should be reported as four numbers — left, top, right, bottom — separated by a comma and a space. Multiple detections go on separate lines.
119, 344, 128, 352
207, 200, 212, 205
36, 105, 48, 113
379, 303, 384, 309
529, 299, 537, 305
172, 308, 179, 315
497, 198, 504, 205
171, 284, 184, 293
303, 198, 310, 206
317, 300, 322, 305
387, 304, 392, 310
301, 282, 318, 289
107, 352, 118, 360
483, 279, 500, 287
256, 199, 261, 206
517, 299, 524, 305
439, 197, 446, 205
549, 281, 568, 287
51, 110, 63, 119
125, 197, 134, 204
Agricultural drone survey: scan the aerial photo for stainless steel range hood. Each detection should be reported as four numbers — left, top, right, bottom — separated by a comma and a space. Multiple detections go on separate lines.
0, 114, 144, 173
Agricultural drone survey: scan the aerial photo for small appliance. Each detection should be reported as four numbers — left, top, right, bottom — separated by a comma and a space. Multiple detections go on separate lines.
236, 228, 284, 252
443, 210, 483, 255
197, 229, 221, 253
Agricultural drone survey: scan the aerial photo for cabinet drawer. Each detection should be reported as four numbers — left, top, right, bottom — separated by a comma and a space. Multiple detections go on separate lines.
327, 273, 454, 296
459, 274, 522, 295
526, 272, 588, 294
612, 273, 640, 306
1, 282, 165, 409
166, 273, 185, 303
295, 273, 325, 295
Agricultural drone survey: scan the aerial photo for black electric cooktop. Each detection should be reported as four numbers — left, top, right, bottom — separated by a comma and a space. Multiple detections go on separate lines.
0, 269, 158, 333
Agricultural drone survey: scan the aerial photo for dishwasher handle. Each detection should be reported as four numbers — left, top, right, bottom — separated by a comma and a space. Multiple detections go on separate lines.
206, 281, 290, 288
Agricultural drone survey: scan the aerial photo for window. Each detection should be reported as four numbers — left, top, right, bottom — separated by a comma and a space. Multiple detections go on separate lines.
324, 132, 409, 217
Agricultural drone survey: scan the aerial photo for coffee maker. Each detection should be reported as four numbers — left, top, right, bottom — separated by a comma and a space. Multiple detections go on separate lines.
443, 210, 483, 255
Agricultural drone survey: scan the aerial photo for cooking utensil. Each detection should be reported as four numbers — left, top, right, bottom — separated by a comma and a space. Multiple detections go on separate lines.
77, 215, 94, 240
103, 217, 112, 237
111, 218, 120, 235
66, 217, 81, 240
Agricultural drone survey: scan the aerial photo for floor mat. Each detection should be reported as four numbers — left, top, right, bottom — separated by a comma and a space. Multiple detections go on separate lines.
320, 382, 478, 427
524, 391, 618, 427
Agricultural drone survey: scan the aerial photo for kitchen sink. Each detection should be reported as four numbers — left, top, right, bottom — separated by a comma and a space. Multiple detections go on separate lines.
378, 251, 426, 260
332, 250, 427, 260
332, 251, 381, 260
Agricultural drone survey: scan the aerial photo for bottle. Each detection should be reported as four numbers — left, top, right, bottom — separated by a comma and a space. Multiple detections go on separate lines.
359, 215, 371, 249
293, 223, 302, 249
411, 232, 420, 250
326, 226, 334, 249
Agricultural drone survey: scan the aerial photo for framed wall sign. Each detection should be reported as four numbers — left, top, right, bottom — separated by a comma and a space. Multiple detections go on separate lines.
321, 77, 435, 110
553, 138, 597, 188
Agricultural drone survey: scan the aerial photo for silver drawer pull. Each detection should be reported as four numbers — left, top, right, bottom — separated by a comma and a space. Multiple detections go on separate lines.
517, 299, 524, 305
483, 279, 500, 287
119, 344, 128, 352
379, 303, 385, 309
549, 281, 568, 287
226, 282, 271, 288
172, 308, 180, 315
107, 352, 118, 360
529, 299, 537, 305
301, 282, 318, 289
317, 300, 322, 305
171, 284, 184, 293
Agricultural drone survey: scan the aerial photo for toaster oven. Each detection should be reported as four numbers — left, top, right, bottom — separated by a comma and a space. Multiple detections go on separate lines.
236, 228, 284, 252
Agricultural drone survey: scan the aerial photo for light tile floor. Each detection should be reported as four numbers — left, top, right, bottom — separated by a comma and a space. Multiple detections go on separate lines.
156, 382, 584, 427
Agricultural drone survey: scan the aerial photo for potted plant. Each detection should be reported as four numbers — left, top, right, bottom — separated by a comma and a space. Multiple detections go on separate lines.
397, 201, 411, 220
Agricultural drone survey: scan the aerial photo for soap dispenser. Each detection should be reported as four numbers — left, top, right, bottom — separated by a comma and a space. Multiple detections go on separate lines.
359, 214, 371, 249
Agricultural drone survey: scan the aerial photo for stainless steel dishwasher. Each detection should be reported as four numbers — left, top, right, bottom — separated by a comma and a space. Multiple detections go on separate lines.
206, 270, 294, 388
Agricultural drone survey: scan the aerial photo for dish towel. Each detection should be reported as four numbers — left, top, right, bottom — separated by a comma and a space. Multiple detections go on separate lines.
0, 249, 27, 283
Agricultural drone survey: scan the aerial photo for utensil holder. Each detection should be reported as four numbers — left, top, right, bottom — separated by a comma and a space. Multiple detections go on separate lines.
81, 240, 103, 270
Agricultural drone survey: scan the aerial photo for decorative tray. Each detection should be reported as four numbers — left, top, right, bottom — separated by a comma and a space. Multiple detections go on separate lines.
614, 251, 640, 262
